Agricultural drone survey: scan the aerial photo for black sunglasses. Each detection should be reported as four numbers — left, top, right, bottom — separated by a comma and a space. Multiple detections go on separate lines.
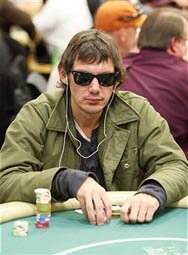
71, 71, 119, 87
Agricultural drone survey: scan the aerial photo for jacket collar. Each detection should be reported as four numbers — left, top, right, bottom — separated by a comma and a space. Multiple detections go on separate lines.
46, 90, 67, 132
46, 90, 140, 132
109, 91, 140, 125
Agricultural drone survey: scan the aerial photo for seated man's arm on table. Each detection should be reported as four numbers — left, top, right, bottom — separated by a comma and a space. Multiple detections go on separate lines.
52, 170, 112, 226
120, 180, 166, 223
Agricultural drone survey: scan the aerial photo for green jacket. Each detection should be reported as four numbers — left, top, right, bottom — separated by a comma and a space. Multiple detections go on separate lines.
0, 90, 187, 204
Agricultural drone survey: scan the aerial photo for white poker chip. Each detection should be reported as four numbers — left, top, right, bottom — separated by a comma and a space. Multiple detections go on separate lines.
75, 209, 107, 222
75, 205, 121, 217
75, 209, 83, 214
13, 221, 29, 236
112, 205, 120, 216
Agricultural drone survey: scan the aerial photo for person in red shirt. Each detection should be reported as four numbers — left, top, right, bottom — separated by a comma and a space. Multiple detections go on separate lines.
120, 7, 188, 158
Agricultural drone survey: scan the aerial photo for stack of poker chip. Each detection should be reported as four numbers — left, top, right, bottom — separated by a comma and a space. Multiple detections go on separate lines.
13, 221, 29, 236
112, 205, 120, 216
34, 188, 51, 228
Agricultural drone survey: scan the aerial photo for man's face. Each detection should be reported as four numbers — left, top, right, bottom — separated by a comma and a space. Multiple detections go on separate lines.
110, 27, 138, 57
67, 59, 117, 120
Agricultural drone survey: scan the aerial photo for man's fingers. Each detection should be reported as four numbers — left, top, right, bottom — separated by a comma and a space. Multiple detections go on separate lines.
76, 177, 112, 225
93, 200, 106, 225
120, 201, 131, 223
92, 192, 112, 225
101, 192, 112, 223
145, 205, 157, 222
85, 196, 97, 225
137, 205, 147, 223
120, 194, 159, 224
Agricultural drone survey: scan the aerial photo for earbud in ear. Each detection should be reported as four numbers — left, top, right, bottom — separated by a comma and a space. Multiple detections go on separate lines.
60, 76, 68, 85
65, 77, 68, 85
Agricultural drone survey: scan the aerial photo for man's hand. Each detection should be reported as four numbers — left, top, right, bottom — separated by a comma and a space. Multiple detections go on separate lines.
120, 193, 159, 223
76, 177, 112, 225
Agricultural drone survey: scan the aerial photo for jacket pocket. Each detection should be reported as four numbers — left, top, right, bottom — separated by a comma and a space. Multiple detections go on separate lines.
113, 147, 141, 190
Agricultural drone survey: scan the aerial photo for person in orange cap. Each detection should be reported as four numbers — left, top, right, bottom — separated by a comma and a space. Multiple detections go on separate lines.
95, 0, 147, 57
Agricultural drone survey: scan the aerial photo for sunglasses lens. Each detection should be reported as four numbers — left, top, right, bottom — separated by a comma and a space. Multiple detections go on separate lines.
72, 71, 92, 85
98, 73, 118, 87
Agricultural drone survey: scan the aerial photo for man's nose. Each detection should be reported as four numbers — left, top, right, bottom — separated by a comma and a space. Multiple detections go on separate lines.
89, 77, 101, 92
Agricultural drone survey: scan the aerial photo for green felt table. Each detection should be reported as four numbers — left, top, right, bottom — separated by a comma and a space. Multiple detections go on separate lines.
0, 208, 187, 255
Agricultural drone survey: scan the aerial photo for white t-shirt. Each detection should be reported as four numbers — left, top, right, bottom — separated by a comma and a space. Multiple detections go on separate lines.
33, 0, 93, 60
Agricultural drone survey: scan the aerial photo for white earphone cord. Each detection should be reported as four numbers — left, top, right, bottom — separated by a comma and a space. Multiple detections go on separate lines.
58, 86, 115, 167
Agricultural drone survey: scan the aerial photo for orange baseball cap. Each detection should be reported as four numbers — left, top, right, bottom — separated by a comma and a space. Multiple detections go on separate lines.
95, 1, 147, 31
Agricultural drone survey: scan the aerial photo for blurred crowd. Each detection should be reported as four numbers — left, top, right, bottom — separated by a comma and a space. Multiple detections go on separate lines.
0, 0, 188, 157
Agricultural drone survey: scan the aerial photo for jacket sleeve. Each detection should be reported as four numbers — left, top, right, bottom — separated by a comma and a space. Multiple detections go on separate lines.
51, 169, 98, 201
136, 99, 188, 206
0, 101, 59, 203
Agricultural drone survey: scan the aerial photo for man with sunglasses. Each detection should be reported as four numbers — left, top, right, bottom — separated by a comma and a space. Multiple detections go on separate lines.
0, 29, 187, 226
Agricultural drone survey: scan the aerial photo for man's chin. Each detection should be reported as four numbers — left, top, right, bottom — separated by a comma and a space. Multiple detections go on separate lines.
82, 105, 104, 115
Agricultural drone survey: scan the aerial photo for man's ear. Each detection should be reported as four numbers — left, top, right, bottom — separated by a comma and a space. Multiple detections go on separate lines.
58, 64, 68, 84
167, 37, 181, 56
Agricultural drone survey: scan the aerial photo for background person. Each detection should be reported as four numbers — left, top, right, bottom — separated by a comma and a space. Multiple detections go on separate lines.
120, 7, 188, 159
0, 0, 37, 148
95, 0, 147, 57
141, 0, 188, 9
0, 0, 36, 40
40, 0, 93, 91
0, 29, 187, 226
32, 0, 93, 64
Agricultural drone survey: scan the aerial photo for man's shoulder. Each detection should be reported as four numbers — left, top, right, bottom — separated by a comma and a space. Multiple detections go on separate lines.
112, 91, 151, 121
123, 52, 139, 68
30, 90, 64, 107
22, 90, 65, 119
116, 90, 149, 105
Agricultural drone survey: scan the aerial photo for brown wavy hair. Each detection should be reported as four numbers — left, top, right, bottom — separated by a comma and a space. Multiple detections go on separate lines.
58, 29, 126, 88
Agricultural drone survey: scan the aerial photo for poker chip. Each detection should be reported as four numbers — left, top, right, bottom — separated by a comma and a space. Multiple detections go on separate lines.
13, 221, 29, 236
75, 208, 107, 223
75, 205, 121, 220
34, 188, 51, 228
112, 205, 120, 216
